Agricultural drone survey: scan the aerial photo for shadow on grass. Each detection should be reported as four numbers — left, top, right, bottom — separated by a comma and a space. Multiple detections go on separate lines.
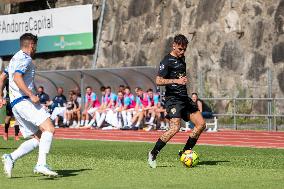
199, 160, 230, 166
0, 147, 17, 150
39, 168, 92, 180
157, 165, 176, 168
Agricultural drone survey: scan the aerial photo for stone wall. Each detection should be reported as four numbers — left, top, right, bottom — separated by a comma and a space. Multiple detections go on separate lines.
1, 0, 284, 102
97, 0, 284, 100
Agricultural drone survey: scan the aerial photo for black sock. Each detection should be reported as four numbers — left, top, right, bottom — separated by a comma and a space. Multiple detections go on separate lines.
182, 137, 198, 152
151, 138, 166, 157
14, 125, 20, 136
4, 123, 9, 133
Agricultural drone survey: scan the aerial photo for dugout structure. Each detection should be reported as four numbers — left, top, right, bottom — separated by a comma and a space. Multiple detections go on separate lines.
35, 66, 156, 105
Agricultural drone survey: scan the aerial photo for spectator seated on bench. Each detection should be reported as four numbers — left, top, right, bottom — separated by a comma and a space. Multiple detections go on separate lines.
184, 93, 217, 132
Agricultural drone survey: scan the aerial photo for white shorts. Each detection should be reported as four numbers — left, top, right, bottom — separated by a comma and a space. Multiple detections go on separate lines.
50, 107, 66, 120
87, 107, 98, 115
12, 99, 50, 138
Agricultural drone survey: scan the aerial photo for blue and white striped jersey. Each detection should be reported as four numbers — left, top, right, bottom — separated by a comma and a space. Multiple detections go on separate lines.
7, 50, 36, 103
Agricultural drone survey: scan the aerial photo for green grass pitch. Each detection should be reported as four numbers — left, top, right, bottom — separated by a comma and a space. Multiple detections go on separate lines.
0, 138, 283, 189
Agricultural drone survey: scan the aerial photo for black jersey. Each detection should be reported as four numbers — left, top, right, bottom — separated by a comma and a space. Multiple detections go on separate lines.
4, 77, 10, 102
157, 54, 187, 97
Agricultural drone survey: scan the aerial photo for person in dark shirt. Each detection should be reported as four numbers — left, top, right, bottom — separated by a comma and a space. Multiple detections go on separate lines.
50, 87, 67, 112
0, 70, 20, 141
191, 92, 213, 119
36, 86, 50, 108
148, 34, 206, 168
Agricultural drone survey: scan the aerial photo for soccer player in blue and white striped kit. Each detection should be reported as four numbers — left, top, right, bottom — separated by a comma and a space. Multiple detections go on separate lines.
1, 33, 57, 177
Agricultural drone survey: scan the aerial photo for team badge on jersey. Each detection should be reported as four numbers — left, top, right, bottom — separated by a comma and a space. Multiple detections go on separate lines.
160, 64, 165, 70
171, 108, 176, 114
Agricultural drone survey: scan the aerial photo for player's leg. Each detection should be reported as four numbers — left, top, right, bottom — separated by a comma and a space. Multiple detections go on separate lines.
87, 108, 97, 127
66, 111, 73, 127
76, 110, 81, 127
126, 110, 133, 126
121, 110, 128, 127
181, 111, 206, 153
133, 111, 143, 130
14, 121, 20, 141
84, 109, 91, 126
3, 116, 11, 141
146, 109, 156, 125
37, 118, 55, 164
4, 102, 14, 141
34, 117, 57, 176
2, 109, 41, 178
10, 130, 41, 161
97, 110, 106, 128
148, 118, 181, 168
80, 111, 87, 126
16, 100, 57, 176
2, 134, 40, 178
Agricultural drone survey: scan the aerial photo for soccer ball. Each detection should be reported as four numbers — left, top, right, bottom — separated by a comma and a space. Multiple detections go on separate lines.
180, 150, 199, 168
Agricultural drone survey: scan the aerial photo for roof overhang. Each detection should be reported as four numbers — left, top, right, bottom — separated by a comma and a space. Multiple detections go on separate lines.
1, 0, 34, 3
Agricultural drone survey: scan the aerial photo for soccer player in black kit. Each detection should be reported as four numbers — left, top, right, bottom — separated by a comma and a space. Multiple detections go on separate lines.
0, 70, 20, 141
148, 34, 206, 168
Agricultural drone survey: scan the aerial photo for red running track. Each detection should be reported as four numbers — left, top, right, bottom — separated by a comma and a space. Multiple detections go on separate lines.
1, 127, 284, 149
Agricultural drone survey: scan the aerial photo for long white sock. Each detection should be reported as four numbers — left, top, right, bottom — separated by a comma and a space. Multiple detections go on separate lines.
85, 120, 89, 126
37, 131, 53, 166
127, 112, 132, 126
121, 111, 127, 126
135, 121, 141, 127
97, 113, 106, 127
160, 121, 165, 128
88, 119, 96, 127
95, 112, 101, 123
11, 138, 39, 161
148, 116, 155, 124
80, 120, 85, 125
166, 122, 169, 129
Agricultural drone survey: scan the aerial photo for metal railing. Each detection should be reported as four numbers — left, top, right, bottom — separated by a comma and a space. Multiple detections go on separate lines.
202, 97, 284, 131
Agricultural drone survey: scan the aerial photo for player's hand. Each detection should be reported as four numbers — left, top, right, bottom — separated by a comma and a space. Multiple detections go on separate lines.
176, 77, 187, 85
0, 98, 6, 108
30, 95, 40, 104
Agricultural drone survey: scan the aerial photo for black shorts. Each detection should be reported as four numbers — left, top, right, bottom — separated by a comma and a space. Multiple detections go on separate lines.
6, 101, 13, 117
165, 96, 198, 122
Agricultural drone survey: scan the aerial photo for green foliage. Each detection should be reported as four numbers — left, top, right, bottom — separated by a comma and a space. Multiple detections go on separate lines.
218, 117, 267, 125
0, 139, 283, 189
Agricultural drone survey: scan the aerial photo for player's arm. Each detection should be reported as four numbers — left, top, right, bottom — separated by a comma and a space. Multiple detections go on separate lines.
0, 72, 8, 107
14, 73, 39, 103
84, 101, 90, 112
145, 98, 152, 110
75, 101, 81, 112
156, 76, 187, 86
0, 72, 8, 97
156, 59, 187, 85
197, 100, 202, 112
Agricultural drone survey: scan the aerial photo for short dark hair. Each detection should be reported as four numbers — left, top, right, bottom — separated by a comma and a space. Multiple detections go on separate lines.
147, 88, 153, 92
38, 86, 44, 90
125, 86, 131, 90
106, 86, 111, 90
173, 34, 188, 46
100, 86, 106, 92
191, 92, 198, 96
69, 90, 76, 95
136, 87, 142, 91
20, 33, 38, 47
117, 90, 124, 94
85, 86, 92, 90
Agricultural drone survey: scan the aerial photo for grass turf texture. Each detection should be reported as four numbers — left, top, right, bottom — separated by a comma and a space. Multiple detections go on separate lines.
0, 138, 284, 189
